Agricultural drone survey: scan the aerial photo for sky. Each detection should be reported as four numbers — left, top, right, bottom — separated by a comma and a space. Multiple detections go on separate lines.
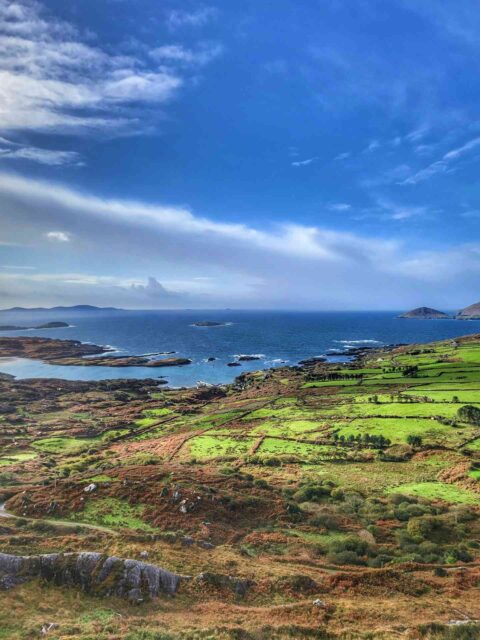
0, 0, 480, 310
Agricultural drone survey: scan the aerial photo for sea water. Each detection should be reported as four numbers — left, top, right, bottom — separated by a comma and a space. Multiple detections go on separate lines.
0, 309, 479, 387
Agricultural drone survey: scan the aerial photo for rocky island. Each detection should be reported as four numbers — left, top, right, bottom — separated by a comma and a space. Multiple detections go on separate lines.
192, 321, 227, 327
398, 306, 450, 319
456, 301, 480, 320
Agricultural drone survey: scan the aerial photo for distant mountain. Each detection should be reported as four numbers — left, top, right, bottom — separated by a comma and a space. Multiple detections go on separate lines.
456, 301, 480, 320
398, 307, 450, 319
0, 305, 123, 313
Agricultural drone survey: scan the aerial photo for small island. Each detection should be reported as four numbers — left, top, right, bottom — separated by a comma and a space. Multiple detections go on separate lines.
0, 321, 70, 331
456, 301, 480, 320
398, 307, 450, 319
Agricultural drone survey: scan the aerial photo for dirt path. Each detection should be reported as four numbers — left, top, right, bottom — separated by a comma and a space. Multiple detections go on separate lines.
0, 502, 119, 536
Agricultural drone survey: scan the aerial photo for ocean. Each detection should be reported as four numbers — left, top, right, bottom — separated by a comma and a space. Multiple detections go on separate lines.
0, 309, 479, 387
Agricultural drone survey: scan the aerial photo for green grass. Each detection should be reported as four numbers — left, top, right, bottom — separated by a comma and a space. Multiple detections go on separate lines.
317, 402, 474, 418
465, 438, 480, 451
387, 481, 479, 504
82, 474, 117, 483
0, 451, 37, 466
243, 407, 314, 420
258, 438, 336, 458
334, 417, 465, 445
32, 436, 98, 454
402, 389, 480, 402
251, 419, 326, 436
70, 497, 157, 531
143, 408, 173, 417
302, 379, 360, 388
187, 435, 254, 459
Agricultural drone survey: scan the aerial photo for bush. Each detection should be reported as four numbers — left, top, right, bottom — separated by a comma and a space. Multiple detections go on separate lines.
253, 478, 270, 489
407, 434, 423, 447
458, 405, 480, 425
309, 512, 341, 530
292, 484, 331, 503
328, 535, 371, 556
327, 550, 366, 565
394, 502, 431, 521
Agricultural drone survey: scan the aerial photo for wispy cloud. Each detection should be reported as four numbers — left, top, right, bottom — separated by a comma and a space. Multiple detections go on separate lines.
334, 152, 351, 161
0, 0, 220, 136
0, 172, 479, 309
166, 6, 218, 30
150, 43, 223, 67
376, 198, 431, 221
292, 157, 318, 167
45, 231, 71, 242
401, 135, 480, 184
328, 203, 351, 212
0, 144, 82, 166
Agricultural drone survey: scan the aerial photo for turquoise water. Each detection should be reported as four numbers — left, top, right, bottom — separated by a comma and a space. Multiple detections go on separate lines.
0, 310, 478, 387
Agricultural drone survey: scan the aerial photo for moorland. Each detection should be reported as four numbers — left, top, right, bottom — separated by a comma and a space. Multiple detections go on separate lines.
1, 334, 480, 639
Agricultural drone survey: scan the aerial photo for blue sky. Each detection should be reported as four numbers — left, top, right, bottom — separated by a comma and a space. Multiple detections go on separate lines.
0, 0, 479, 309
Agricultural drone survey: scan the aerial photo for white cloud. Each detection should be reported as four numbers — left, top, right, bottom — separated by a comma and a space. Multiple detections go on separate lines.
130, 276, 175, 298
291, 157, 318, 167
0, 265, 36, 270
0, 171, 479, 309
402, 136, 480, 185
150, 43, 222, 67
328, 203, 351, 212
45, 230, 71, 242
166, 7, 217, 30
0, 0, 220, 135
376, 198, 430, 221
0, 144, 82, 165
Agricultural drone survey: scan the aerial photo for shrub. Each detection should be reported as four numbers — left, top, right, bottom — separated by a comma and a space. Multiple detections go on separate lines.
253, 478, 270, 489
292, 484, 331, 503
327, 550, 365, 565
309, 512, 341, 530
407, 434, 423, 447
458, 405, 480, 425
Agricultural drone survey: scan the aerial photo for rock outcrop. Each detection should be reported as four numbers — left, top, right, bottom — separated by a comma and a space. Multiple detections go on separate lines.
0, 552, 186, 602
456, 301, 480, 320
398, 307, 450, 319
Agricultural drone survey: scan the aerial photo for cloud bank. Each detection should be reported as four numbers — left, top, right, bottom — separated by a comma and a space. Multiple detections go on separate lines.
0, 172, 479, 309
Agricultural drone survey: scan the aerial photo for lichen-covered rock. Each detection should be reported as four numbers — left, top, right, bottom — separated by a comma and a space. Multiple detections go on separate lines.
196, 571, 254, 598
0, 552, 186, 601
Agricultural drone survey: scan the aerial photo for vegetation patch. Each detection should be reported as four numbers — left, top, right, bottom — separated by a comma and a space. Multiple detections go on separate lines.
70, 497, 157, 531
387, 482, 479, 504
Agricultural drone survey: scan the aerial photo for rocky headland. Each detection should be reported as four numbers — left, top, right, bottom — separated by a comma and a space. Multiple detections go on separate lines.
398, 306, 450, 319
456, 301, 480, 320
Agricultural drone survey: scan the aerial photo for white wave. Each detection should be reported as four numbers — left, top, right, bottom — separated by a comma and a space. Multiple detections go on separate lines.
232, 353, 265, 359
334, 339, 382, 345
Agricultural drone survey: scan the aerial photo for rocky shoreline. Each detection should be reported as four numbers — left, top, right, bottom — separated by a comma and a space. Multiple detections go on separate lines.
0, 337, 192, 368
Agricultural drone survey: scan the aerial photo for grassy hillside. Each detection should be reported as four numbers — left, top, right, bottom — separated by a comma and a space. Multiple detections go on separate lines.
1, 335, 480, 639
